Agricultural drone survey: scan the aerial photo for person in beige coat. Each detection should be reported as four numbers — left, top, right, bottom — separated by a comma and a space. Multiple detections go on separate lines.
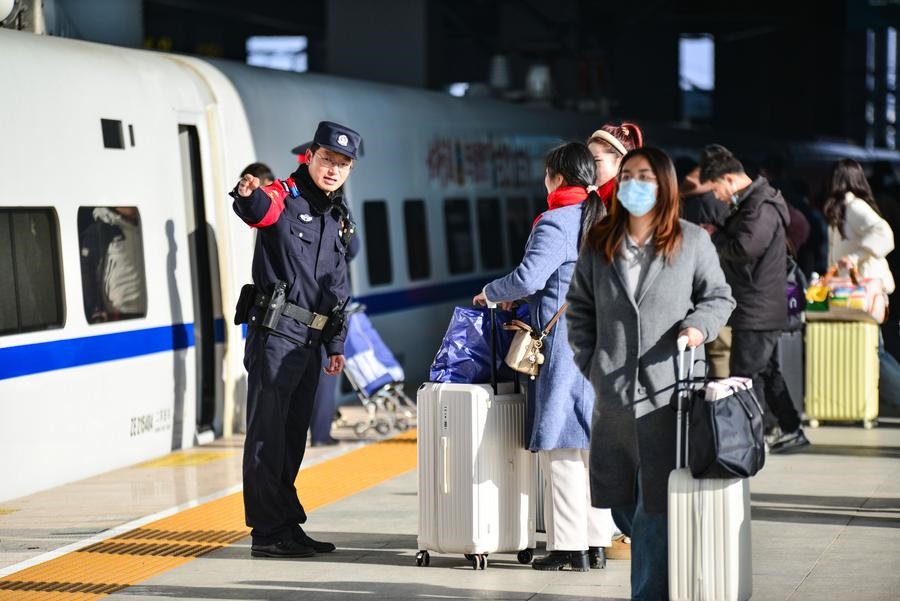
824, 158, 900, 408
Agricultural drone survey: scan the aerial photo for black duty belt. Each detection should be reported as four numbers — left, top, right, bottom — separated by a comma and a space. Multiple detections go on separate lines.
254, 293, 329, 330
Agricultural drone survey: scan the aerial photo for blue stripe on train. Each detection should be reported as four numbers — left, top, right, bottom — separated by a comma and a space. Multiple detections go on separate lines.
0, 275, 497, 380
0, 319, 227, 381
0, 323, 194, 381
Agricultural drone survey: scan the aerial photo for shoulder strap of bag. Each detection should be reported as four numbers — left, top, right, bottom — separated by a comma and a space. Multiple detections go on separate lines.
503, 319, 534, 332
540, 303, 569, 338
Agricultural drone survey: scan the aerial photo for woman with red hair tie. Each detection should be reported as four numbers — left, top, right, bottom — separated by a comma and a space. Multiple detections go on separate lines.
587, 122, 644, 211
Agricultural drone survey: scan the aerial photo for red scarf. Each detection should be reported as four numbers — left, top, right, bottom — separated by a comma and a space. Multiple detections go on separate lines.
597, 178, 616, 207
534, 186, 588, 227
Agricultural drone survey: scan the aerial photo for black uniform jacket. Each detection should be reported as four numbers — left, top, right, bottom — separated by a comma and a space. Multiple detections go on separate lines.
712, 176, 790, 331
233, 179, 351, 355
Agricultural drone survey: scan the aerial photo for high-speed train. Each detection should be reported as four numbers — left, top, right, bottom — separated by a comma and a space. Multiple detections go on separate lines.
0, 28, 601, 502
3, 28, 899, 503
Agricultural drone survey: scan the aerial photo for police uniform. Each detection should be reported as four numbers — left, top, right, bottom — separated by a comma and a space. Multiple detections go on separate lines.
232, 121, 360, 551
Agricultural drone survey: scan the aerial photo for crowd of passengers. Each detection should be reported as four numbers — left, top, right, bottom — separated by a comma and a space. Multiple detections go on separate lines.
471, 121, 899, 599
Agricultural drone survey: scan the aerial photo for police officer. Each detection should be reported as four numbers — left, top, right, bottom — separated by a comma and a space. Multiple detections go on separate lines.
232, 121, 361, 558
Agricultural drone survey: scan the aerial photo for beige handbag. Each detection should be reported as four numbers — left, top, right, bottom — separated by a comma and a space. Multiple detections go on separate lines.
503, 304, 568, 380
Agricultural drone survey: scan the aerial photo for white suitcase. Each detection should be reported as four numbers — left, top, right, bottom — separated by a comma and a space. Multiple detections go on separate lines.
416, 381, 535, 569
533, 454, 546, 533
668, 340, 753, 601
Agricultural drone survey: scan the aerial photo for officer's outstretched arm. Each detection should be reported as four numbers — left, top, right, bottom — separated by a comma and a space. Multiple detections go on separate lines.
231, 174, 287, 228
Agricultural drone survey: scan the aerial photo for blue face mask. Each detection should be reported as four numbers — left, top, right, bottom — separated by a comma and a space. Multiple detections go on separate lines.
617, 180, 658, 217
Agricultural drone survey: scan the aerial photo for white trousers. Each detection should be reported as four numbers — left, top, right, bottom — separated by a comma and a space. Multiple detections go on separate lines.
539, 448, 616, 551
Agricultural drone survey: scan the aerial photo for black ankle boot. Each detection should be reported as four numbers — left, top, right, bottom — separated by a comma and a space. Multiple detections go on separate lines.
588, 546, 606, 569
531, 550, 590, 572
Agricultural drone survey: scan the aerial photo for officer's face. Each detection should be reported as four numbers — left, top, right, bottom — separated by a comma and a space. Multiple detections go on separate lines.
307, 148, 353, 192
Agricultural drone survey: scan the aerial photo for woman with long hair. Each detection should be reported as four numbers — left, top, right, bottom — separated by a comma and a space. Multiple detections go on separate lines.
823, 159, 895, 288
473, 142, 616, 572
823, 158, 900, 409
567, 147, 734, 599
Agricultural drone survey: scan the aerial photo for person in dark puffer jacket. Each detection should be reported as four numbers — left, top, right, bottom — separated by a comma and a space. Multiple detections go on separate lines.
698, 144, 810, 454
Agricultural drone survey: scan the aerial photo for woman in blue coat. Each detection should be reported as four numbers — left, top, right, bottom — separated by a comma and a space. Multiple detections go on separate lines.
473, 142, 613, 571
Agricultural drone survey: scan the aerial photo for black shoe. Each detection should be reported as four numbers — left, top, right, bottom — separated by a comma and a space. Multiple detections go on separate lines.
293, 525, 336, 553
770, 428, 811, 454
250, 538, 315, 558
588, 546, 606, 569
311, 437, 340, 447
531, 550, 590, 572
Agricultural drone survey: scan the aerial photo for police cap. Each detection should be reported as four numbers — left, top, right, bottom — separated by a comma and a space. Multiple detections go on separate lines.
313, 121, 362, 160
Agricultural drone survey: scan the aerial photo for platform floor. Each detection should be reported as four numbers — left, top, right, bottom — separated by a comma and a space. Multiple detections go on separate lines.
1, 417, 898, 601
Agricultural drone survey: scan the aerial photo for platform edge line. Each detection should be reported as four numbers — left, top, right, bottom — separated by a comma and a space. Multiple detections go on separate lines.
0, 436, 382, 579
0, 482, 242, 579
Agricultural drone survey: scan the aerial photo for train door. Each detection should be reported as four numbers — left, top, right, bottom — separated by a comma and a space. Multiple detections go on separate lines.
177, 122, 218, 440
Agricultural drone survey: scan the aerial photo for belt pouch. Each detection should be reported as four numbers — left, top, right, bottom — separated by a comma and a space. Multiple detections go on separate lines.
234, 284, 256, 325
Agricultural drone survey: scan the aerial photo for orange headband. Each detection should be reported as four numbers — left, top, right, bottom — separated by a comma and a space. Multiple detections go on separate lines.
589, 130, 628, 156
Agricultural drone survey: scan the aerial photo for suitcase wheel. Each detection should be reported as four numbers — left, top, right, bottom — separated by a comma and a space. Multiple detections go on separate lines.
808, 419, 820, 429
375, 420, 392, 435
415, 550, 430, 567
863, 419, 877, 430
517, 549, 533, 564
469, 553, 487, 570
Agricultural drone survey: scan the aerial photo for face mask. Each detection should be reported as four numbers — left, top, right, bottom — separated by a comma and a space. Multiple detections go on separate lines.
617, 180, 658, 217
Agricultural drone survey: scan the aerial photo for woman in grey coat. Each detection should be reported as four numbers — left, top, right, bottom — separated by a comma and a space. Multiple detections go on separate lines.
567, 147, 734, 600
473, 142, 615, 572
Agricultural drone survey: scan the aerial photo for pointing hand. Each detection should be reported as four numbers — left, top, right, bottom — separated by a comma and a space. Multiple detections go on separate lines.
237, 173, 260, 197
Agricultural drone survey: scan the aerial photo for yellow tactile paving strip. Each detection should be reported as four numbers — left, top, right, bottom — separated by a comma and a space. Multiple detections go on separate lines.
0, 430, 417, 601
136, 449, 236, 468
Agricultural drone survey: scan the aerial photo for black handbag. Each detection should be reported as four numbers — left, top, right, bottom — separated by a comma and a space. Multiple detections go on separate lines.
688, 382, 766, 479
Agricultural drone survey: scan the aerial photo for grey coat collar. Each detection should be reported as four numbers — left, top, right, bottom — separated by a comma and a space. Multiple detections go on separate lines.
612, 249, 665, 311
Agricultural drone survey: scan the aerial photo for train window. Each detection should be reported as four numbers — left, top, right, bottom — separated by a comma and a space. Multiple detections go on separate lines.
77, 207, 148, 324
0, 209, 64, 335
444, 198, 474, 274
101, 119, 125, 149
403, 200, 431, 280
505, 197, 533, 265
477, 197, 505, 270
363, 200, 393, 286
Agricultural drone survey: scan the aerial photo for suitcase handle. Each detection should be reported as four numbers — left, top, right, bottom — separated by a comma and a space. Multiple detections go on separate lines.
489, 308, 497, 395
676, 338, 696, 470
440, 436, 449, 494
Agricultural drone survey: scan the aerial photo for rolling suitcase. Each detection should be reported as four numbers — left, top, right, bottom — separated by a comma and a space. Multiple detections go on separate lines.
777, 329, 805, 418
669, 338, 753, 601
416, 309, 535, 569
533, 455, 546, 533
805, 321, 879, 428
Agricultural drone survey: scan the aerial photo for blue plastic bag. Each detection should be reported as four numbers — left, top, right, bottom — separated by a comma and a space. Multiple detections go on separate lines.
428, 305, 528, 384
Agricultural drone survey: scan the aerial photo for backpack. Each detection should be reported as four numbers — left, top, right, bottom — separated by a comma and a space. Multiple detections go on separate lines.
785, 254, 808, 331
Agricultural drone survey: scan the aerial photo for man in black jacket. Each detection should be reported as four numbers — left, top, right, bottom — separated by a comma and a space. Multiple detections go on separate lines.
698, 144, 810, 453
680, 165, 731, 228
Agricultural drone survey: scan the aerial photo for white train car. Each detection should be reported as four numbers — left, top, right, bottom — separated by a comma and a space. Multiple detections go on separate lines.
0, 28, 597, 501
